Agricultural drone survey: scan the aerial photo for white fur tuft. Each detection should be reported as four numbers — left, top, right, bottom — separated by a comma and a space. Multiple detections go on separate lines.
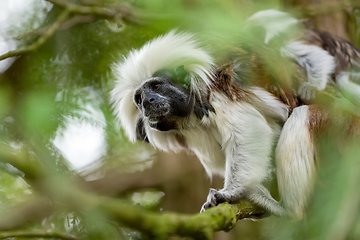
110, 31, 215, 141
250, 87, 289, 122
276, 105, 316, 219
281, 41, 336, 99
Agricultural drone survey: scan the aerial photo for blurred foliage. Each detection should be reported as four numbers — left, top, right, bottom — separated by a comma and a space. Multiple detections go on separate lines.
0, 0, 359, 239
0, 170, 31, 210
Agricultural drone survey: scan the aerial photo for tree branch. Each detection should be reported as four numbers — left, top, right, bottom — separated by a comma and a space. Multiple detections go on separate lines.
60, 189, 265, 240
46, 0, 118, 19
16, 15, 97, 40
0, 145, 265, 239
0, 231, 79, 240
101, 200, 264, 240
0, 9, 70, 61
0, 0, 141, 61
0, 181, 264, 239
45, 0, 143, 25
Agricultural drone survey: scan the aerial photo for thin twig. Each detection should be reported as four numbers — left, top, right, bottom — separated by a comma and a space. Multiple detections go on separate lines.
59, 15, 97, 30
46, 0, 117, 18
0, 9, 70, 61
45, 0, 140, 24
16, 15, 96, 40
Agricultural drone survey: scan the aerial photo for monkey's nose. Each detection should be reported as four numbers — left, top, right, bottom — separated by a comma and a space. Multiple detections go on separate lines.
143, 95, 161, 107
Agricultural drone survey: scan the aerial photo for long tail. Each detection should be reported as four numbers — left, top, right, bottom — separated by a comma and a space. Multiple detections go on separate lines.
275, 105, 317, 219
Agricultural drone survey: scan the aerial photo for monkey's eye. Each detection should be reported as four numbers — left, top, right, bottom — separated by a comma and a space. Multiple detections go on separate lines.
153, 84, 161, 91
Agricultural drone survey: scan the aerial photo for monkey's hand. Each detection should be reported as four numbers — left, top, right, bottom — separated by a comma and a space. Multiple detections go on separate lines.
200, 188, 242, 213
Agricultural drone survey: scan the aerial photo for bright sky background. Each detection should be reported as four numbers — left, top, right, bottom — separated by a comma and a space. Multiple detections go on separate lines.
1, 0, 108, 172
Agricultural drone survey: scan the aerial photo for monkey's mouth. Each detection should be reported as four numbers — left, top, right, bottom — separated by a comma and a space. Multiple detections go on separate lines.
147, 115, 177, 132
147, 115, 166, 124
144, 107, 170, 123
148, 117, 160, 124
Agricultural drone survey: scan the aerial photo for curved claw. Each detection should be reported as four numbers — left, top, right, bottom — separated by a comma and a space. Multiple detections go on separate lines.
200, 188, 234, 213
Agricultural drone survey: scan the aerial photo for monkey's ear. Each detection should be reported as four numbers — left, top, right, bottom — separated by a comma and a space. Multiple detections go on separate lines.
135, 118, 149, 143
194, 96, 215, 119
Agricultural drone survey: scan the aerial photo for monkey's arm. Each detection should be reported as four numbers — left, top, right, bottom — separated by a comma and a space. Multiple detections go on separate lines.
200, 92, 285, 216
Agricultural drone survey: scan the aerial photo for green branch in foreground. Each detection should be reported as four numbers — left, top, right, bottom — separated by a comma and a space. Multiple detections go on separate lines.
97, 198, 265, 240
56, 187, 265, 240
0, 231, 79, 240
0, 189, 264, 240
0, 144, 264, 239
40, 183, 265, 240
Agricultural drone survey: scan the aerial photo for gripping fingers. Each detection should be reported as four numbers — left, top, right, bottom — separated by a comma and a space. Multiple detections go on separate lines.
200, 188, 233, 213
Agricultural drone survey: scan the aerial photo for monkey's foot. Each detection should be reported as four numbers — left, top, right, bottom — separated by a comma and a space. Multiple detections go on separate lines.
298, 82, 318, 100
200, 188, 239, 213
200, 188, 274, 219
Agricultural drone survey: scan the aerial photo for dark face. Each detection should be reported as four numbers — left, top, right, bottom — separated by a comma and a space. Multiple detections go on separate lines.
134, 73, 194, 132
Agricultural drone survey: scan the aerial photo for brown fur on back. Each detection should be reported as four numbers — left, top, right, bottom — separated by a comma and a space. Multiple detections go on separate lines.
305, 29, 360, 74
214, 46, 301, 113
211, 61, 255, 101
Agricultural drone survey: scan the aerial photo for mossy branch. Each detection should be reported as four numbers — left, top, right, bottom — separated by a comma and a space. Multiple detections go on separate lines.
48, 183, 265, 239
99, 199, 264, 240
0, 231, 79, 240
61, 189, 265, 240
0, 142, 265, 239
0, 188, 264, 239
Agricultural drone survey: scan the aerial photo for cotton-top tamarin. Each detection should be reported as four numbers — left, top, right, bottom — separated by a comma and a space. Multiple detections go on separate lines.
110, 10, 360, 220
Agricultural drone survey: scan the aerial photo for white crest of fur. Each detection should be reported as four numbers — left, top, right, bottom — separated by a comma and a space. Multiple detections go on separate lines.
110, 31, 215, 141
247, 9, 299, 44
276, 105, 316, 219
